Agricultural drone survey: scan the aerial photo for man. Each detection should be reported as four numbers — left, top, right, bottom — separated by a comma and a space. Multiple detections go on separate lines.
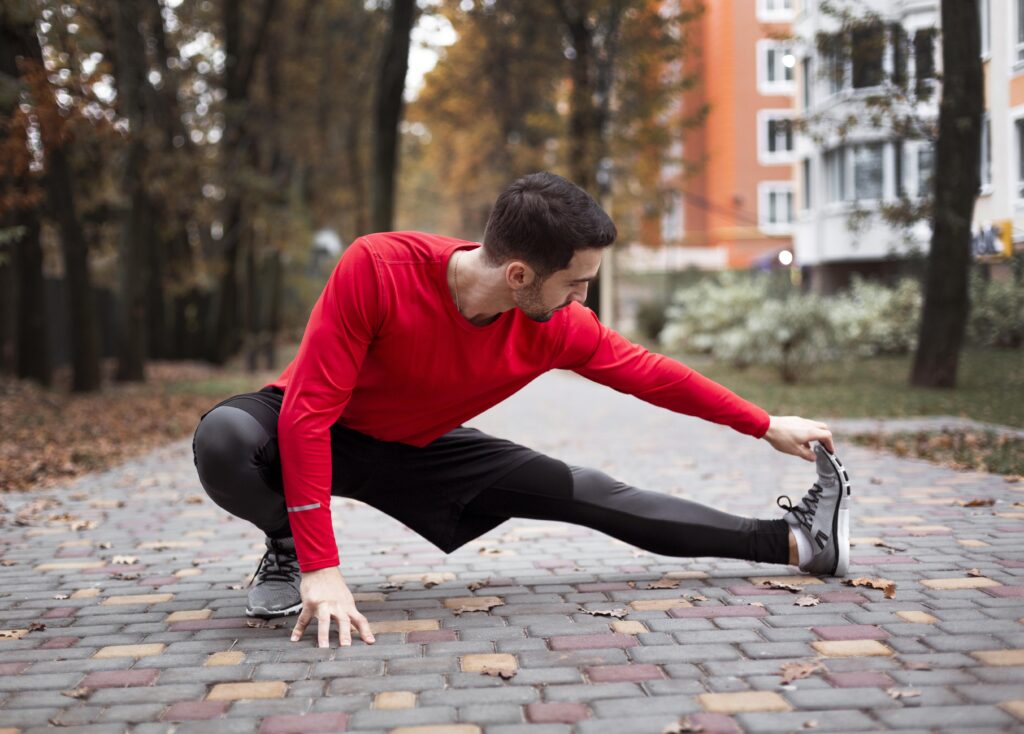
192, 171, 850, 650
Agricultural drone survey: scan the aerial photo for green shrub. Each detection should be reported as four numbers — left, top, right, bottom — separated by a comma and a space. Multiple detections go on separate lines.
969, 275, 1024, 348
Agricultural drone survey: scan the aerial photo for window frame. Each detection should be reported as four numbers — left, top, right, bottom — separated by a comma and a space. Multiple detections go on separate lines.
756, 0, 795, 23
757, 39, 797, 96
758, 181, 796, 234
757, 109, 796, 165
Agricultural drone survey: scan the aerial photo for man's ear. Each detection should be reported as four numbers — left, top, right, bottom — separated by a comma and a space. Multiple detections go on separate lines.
504, 261, 536, 290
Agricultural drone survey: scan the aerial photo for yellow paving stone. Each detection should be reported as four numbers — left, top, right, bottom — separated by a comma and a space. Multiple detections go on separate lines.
165, 609, 212, 623
174, 568, 202, 577
1000, 700, 1024, 721
180, 508, 218, 518
368, 619, 440, 634
70, 588, 100, 599
0, 630, 29, 641
185, 529, 216, 537
59, 539, 93, 547
374, 690, 417, 709
35, 560, 105, 571
972, 649, 1024, 666
747, 576, 824, 586
664, 570, 709, 580
861, 515, 925, 525
611, 621, 649, 634
920, 577, 1002, 590
0, 728, 21, 734
101, 593, 174, 606
850, 537, 887, 546
94, 643, 166, 658
389, 572, 456, 585
897, 611, 938, 624
995, 512, 1024, 519
958, 539, 991, 548
699, 691, 793, 713
916, 498, 957, 505
506, 525, 572, 537
460, 653, 518, 674
138, 540, 202, 550
205, 651, 245, 666
391, 726, 481, 734
812, 640, 894, 657
907, 525, 953, 534
858, 497, 891, 505
353, 592, 387, 602
628, 599, 693, 611
27, 527, 65, 537
207, 681, 287, 701
443, 596, 502, 609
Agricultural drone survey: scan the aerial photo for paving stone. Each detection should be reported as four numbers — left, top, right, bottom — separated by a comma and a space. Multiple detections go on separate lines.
811, 640, 894, 657
525, 702, 590, 723
698, 691, 792, 713
206, 681, 288, 701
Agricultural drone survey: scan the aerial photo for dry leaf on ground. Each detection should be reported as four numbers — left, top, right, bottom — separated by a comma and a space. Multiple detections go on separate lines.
887, 688, 921, 699
577, 606, 629, 619
452, 598, 504, 615
761, 580, 802, 593
420, 573, 449, 588
795, 595, 820, 607
959, 498, 996, 507
111, 555, 138, 565
61, 687, 92, 700
480, 666, 516, 679
780, 659, 827, 683
646, 576, 681, 589
842, 577, 897, 598
661, 716, 704, 733
966, 568, 984, 577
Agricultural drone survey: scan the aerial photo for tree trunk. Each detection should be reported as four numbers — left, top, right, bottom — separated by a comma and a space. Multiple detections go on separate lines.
371, 0, 416, 233
910, 1, 983, 388
13, 218, 50, 385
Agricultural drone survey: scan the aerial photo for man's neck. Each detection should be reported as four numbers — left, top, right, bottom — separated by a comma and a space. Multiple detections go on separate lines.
448, 248, 512, 326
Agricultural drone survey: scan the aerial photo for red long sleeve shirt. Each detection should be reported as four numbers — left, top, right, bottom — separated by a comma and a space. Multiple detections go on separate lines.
267, 231, 771, 572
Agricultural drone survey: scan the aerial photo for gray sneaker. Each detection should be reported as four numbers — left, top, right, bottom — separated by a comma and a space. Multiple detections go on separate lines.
777, 443, 851, 577
246, 536, 303, 618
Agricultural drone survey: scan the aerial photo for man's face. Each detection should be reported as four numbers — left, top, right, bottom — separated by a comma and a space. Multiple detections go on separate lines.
512, 249, 603, 322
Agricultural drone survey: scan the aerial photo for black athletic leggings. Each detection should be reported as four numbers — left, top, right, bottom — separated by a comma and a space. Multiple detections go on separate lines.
463, 456, 790, 564
192, 392, 790, 565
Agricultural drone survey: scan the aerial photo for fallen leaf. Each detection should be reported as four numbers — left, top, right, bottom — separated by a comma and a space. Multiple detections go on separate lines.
870, 477, 883, 485
70, 520, 97, 531
780, 659, 827, 683
61, 686, 92, 700
378, 582, 404, 591
749, 601, 766, 608
662, 716, 704, 733
795, 595, 820, 607
761, 580, 802, 593
467, 580, 491, 591
0, 560, 17, 567
874, 541, 906, 553
477, 547, 513, 556
966, 568, 984, 577
110, 572, 139, 580
684, 594, 708, 603
959, 498, 995, 507
842, 577, 897, 598
480, 666, 516, 679
97, 542, 112, 550
886, 688, 921, 700
111, 555, 138, 565
227, 584, 243, 590
246, 619, 283, 629
26, 622, 46, 632
803, 721, 819, 730
420, 573, 449, 588
1006, 476, 1022, 484
451, 597, 505, 615
53, 594, 69, 600
577, 606, 629, 619
646, 576, 682, 589
184, 494, 205, 504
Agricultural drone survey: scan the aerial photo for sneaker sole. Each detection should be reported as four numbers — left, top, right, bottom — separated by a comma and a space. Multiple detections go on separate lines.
817, 444, 852, 577
245, 602, 303, 619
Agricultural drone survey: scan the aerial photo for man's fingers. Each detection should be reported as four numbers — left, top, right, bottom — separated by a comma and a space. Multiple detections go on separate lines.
318, 612, 331, 648
353, 614, 376, 644
291, 606, 310, 642
338, 614, 352, 647
797, 443, 815, 461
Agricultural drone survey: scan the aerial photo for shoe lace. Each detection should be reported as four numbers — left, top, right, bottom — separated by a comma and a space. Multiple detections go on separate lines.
777, 483, 824, 533
247, 541, 299, 587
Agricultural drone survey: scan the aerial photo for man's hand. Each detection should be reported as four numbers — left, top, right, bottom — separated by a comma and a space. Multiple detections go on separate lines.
762, 415, 834, 461
290, 566, 375, 648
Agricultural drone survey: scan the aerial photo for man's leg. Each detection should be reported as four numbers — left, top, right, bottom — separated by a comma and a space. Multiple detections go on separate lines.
461, 455, 793, 565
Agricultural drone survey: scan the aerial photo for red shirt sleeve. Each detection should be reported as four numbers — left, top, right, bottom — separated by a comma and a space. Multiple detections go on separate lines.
277, 237, 383, 572
553, 304, 770, 438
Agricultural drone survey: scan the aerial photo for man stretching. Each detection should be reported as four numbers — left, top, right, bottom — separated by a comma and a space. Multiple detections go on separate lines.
192, 171, 851, 650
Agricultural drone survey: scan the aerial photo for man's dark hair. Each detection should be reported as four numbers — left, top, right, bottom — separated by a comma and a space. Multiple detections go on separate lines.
481, 171, 617, 277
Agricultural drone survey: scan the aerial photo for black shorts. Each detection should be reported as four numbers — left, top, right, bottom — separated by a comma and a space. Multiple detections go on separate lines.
196, 386, 544, 553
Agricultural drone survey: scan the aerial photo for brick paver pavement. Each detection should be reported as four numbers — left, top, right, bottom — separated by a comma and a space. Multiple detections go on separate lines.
2, 371, 1023, 733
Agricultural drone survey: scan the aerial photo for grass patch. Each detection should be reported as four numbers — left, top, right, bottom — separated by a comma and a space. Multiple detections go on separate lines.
664, 348, 1024, 428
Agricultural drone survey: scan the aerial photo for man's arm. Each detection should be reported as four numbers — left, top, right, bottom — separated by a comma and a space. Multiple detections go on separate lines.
554, 305, 833, 458
277, 237, 382, 573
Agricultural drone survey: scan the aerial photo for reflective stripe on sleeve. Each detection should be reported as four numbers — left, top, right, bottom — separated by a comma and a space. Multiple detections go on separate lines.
286, 502, 321, 513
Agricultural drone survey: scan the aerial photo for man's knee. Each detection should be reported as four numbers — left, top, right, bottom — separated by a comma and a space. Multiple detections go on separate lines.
192, 405, 269, 497
570, 465, 627, 501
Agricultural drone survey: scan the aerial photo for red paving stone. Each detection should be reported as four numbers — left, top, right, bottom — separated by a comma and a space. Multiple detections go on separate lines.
727, 584, 793, 596
525, 702, 591, 723
81, 668, 160, 688
826, 671, 896, 688
259, 711, 349, 733
42, 606, 77, 619
162, 700, 229, 721
818, 590, 869, 603
687, 713, 744, 733
812, 625, 889, 641
585, 663, 665, 682
668, 605, 768, 619
549, 633, 638, 650
39, 636, 79, 649
0, 662, 29, 675
169, 618, 252, 631
982, 586, 1024, 597
406, 629, 458, 643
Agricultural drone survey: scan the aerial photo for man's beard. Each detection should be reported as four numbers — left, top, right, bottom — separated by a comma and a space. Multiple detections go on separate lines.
514, 280, 559, 323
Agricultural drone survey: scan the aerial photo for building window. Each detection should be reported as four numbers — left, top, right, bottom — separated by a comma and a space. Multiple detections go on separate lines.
980, 113, 991, 192
802, 158, 812, 210
802, 56, 812, 109
758, 41, 796, 94
891, 24, 909, 88
758, 111, 795, 164
894, 139, 904, 197
1017, 0, 1024, 65
759, 182, 794, 232
820, 33, 846, 96
914, 28, 937, 97
660, 193, 684, 243
918, 143, 934, 199
852, 21, 885, 89
1016, 118, 1024, 197
757, 0, 795, 22
853, 143, 884, 200
824, 147, 847, 203
980, 0, 990, 58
